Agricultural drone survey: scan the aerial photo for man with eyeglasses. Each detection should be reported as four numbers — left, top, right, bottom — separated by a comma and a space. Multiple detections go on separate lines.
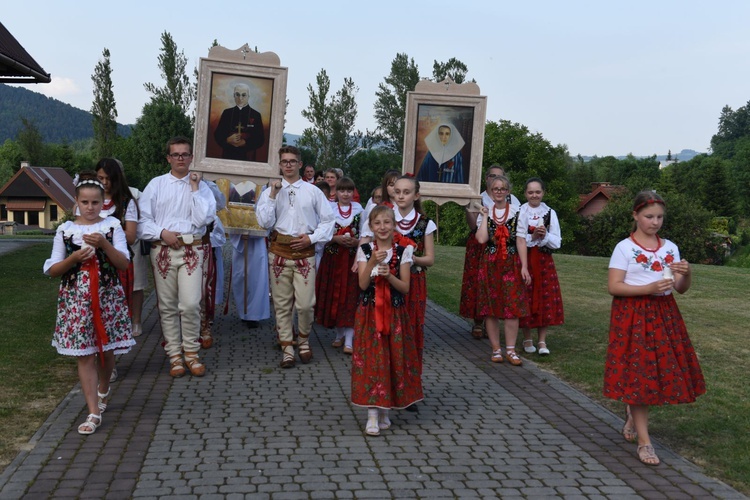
256, 146, 335, 368
213, 83, 265, 161
138, 136, 216, 378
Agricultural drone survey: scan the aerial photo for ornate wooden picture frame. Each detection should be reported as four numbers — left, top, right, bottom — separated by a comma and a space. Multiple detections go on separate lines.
193, 45, 287, 186
402, 79, 487, 205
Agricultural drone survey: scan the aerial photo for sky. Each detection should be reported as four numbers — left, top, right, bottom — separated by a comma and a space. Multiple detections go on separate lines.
4, 1, 750, 157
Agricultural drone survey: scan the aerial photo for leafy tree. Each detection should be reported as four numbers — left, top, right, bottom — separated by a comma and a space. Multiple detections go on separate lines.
16, 118, 45, 165
483, 120, 579, 251
373, 53, 420, 154
91, 48, 118, 159
144, 31, 193, 114
298, 69, 362, 171
432, 57, 472, 84
346, 148, 401, 199
700, 156, 738, 218
568, 154, 597, 194
118, 101, 193, 189
0, 139, 24, 177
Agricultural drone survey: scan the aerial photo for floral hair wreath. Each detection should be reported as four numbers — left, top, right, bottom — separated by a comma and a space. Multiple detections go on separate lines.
634, 198, 665, 213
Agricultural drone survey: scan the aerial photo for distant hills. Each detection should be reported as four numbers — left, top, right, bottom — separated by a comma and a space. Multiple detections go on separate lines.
578, 149, 702, 162
0, 84, 704, 161
0, 84, 132, 144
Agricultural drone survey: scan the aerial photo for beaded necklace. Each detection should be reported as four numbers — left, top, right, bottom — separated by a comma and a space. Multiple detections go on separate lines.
337, 203, 352, 218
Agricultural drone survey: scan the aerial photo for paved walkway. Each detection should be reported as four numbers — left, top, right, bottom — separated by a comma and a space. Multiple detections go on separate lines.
0, 294, 744, 499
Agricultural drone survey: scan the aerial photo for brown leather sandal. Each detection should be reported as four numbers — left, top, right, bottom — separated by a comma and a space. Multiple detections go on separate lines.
200, 319, 213, 349
505, 349, 523, 366
169, 354, 186, 378
279, 341, 295, 368
297, 332, 313, 364
637, 444, 660, 466
471, 323, 484, 339
184, 352, 206, 377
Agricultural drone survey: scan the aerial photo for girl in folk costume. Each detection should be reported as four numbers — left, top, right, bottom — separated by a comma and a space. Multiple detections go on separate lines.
392, 176, 435, 369
315, 177, 364, 353
475, 175, 531, 366
460, 165, 521, 338
94, 159, 138, 384
93, 159, 138, 318
44, 173, 135, 435
517, 178, 564, 356
605, 191, 705, 466
360, 169, 408, 246
352, 205, 423, 436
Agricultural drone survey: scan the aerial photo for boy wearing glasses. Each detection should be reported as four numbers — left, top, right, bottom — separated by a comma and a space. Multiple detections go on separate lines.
138, 136, 216, 378
214, 83, 265, 161
256, 146, 335, 368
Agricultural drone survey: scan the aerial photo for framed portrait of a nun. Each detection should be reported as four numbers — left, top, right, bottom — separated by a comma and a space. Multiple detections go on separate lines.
193, 45, 287, 186
402, 80, 487, 205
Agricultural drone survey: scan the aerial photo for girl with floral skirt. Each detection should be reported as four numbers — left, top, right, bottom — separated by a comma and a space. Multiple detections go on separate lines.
315, 177, 364, 353
517, 177, 564, 356
475, 175, 530, 366
351, 205, 423, 436
604, 190, 705, 466
392, 175, 435, 370
44, 172, 135, 435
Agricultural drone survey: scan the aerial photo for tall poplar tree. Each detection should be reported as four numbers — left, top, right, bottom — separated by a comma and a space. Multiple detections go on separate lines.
373, 53, 420, 154
144, 31, 193, 114
91, 47, 118, 158
298, 69, 362, 171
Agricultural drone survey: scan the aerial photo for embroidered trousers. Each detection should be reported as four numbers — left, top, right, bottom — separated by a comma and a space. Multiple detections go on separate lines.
269, 251, 316, 345
151, 245, 204, 357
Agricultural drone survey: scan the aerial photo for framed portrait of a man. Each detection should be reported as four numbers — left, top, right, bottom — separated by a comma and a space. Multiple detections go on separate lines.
403, 80, 487, 205
193, 47, 287, 185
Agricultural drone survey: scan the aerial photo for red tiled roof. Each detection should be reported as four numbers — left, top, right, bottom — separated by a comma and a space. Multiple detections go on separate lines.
577, 183, 625, 213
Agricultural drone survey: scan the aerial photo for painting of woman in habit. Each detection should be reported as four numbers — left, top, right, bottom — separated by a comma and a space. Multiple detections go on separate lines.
416, 122, 465, 184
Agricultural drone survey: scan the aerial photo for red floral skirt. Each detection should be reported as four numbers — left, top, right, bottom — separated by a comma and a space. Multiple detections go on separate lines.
459, 231, 485, 319
314, 246, 358, 328
603, 295, 706, 405
519, 248, 564, 328
351, 303, 423, 409
408, 271, 427, 358
476, 252, 529, 319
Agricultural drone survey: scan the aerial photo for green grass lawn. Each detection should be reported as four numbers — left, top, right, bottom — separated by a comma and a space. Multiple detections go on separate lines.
429, 245, 750, 493
0, 242, 78, 468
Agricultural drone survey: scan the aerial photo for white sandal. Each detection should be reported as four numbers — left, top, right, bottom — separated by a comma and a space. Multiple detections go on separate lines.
97, 387, 111, 413
366, 409, 380, 436
538, 341, 550, 356
77, 413, 102, 435
523, 339, 536, 354
378, 409, 391, 430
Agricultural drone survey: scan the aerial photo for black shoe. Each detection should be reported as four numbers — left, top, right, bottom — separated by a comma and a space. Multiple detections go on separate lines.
405, 403, 419, 412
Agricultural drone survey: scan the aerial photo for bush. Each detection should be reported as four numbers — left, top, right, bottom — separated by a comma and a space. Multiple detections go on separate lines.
422, 201, 470, 247
575, 190, 723, 264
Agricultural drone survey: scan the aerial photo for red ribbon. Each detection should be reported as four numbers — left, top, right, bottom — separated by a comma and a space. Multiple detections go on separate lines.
83, 257, 108, 365
492, 224, 509, 261
373, 242, 396, 336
